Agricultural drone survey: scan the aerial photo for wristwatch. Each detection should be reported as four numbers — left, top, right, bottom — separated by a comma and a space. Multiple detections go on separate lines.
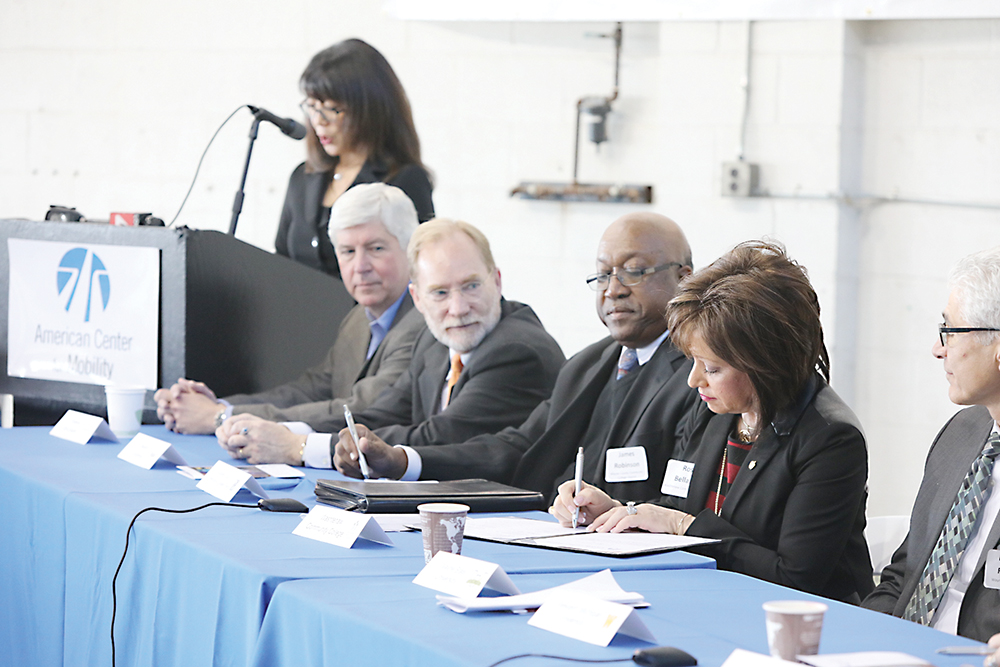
213, 407, 228, 429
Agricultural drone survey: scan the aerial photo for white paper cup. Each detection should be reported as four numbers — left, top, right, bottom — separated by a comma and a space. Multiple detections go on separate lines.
417, 503, 469, 564
763, 600, 827, 661
105, 386, 146, 438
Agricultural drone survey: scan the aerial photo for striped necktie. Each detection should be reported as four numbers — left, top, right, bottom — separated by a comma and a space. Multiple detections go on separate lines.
441, 353, 463, 411
903, 432, 1000, 625
616, 347, 638, 380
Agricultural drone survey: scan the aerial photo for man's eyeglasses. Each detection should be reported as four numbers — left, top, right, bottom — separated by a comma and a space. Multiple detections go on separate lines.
586, 262, 682, 291
299, 100, 344, 125
939, 325, 1000, 347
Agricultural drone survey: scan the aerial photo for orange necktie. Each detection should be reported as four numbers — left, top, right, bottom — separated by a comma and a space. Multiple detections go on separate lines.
442, 353, 463, 410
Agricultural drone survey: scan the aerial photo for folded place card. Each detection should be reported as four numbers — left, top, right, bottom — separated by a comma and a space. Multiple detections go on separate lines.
117, 433, 188, 469
292, 505, 393, 548
528, 590, 656, 647
196, 460, 269, 501
413, 551, 520, 598
49, 410, 118, 444
437, 569, 645, 614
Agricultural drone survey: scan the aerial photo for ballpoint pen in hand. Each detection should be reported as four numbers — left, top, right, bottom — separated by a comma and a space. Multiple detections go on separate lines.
572, 447, 584, 529
343, 404, 371, 479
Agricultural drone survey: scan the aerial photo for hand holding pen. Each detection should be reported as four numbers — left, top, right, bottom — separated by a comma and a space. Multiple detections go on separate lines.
343, 404, 371, 479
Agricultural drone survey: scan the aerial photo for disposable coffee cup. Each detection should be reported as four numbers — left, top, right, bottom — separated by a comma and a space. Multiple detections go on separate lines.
105, 386, 147, 438
763, 600, 827, 661
417, 503, 469, 564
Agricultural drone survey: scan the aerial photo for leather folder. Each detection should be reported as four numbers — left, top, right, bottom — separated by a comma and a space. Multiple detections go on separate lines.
314, 478, 547, 513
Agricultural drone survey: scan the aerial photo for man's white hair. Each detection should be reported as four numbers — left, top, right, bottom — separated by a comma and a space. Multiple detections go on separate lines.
328, 182, 418, 249
950, 245, 1000, 344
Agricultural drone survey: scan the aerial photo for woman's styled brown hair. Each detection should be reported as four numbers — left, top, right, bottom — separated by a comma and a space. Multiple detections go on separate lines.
666, 240, 830, 436
300, 39, 423, 174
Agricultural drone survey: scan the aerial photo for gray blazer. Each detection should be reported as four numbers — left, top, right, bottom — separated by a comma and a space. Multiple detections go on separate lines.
331, 299, 565, 450
225, 294, 426, 431
863, 405, 999, 640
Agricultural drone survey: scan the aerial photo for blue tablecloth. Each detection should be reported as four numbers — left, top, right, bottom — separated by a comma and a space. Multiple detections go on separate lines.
0, 425, 713, 667
252, 568, 987, 667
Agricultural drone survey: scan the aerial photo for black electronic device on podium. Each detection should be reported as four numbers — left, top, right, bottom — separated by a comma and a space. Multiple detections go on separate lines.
0, 219, 354, 425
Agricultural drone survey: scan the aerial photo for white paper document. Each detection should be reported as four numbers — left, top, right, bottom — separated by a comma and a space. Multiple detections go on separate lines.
722, 649, 806, 667
413, 552, 520, 598
463, 516, 588, 541
798, 653, 932, 667
49, 410, 118, 444
437, 568, 646, 613
117, 432, 188, 469
528, 590, 656, 646
374, 514, 419, 532
254, 464, 304, 478
519, 530, 717, 556
293, 505, 394, 548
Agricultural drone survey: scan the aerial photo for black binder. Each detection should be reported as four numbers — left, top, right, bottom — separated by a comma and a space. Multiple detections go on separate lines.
314, 478, 547, 513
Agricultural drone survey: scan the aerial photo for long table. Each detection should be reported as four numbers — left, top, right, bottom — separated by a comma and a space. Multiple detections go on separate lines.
0, 425, 713, 667
252, 568, 988, 667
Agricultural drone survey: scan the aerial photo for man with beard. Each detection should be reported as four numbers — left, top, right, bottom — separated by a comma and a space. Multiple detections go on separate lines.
217, 218, 565, 468
334, 212, 698, 508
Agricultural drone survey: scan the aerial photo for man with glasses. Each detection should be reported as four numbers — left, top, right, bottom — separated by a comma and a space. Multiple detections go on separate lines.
216, 218, 565, 467
335, 212, 699, 507
863, 245, 1000, 642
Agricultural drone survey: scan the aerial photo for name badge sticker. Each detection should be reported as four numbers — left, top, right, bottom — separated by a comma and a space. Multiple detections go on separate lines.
661, 459, 695, 498
604, 447, 649, 483
985, 549, 1000, 589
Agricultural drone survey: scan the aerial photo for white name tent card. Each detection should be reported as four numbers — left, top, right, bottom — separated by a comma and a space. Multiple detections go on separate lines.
528, 590, 656, 647
117, 432, 188, 469
196, 460, 269, 501
437, 568, 645, 614
292, 505, 393, 548
49, 410, 117, 444
413, 552, 519, 599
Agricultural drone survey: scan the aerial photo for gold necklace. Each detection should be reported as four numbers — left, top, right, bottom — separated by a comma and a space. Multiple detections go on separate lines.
714, 445, 728, 516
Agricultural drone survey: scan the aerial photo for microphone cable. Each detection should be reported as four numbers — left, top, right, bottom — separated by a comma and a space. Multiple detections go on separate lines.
167, 105, 248, 228
110, 501, 256, 667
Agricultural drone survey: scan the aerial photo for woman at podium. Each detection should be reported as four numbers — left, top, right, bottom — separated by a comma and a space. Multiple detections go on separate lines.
276, 39, 434, 277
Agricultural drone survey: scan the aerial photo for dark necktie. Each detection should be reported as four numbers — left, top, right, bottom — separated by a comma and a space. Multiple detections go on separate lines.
903, 432, 1000, 625
616, 347, 638, 380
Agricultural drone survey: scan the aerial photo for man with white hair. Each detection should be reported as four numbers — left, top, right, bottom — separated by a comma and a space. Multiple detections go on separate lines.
154, 182, 426, 437
863, 245, 1000, 642
216, 217, 565, 468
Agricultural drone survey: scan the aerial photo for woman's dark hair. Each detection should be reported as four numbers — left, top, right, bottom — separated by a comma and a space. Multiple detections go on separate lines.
300, 39, 423, 174
666, 240, 830, 437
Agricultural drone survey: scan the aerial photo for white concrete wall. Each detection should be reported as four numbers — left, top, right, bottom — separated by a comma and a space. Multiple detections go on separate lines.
1, 3, 998, 516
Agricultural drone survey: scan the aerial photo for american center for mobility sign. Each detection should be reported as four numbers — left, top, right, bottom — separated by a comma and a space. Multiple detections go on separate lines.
7, 238, 160, 389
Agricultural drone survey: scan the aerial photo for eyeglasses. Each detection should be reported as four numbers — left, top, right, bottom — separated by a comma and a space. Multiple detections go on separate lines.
299, 100, 344, 125
586, 262, 683, 291
939, 325, 1000, 347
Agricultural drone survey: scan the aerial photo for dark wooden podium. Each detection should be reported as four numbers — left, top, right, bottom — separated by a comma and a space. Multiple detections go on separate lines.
0, 219, 355, 424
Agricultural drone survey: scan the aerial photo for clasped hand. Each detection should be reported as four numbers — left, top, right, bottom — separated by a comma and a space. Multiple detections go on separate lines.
154, 378, 220, 434
216, 413, 304, 466
548, 479, 695, 534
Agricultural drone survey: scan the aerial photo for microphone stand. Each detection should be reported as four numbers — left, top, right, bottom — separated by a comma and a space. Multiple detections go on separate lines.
228, 116, 262, 236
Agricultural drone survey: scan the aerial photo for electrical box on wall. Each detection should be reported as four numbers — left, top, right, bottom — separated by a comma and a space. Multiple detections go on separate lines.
721, 161, 759, 197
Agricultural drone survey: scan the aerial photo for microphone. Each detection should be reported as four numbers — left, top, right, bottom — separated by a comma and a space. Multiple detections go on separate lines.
247, 105, 306, 140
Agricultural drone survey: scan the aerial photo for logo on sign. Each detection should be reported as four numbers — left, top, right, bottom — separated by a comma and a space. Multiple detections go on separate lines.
57, 248, 111, 322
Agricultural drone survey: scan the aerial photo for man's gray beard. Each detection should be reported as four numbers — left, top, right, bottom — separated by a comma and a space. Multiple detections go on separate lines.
427, 299, 502, 353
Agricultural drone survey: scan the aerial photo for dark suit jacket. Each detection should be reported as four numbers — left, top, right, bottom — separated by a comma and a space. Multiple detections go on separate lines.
661, 375, 873, 603
224, 294, 426, 431
415, 336, 696, 500
274, 159, 434, 277
862, 406, 1000, 641
327, 299, 565, 450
